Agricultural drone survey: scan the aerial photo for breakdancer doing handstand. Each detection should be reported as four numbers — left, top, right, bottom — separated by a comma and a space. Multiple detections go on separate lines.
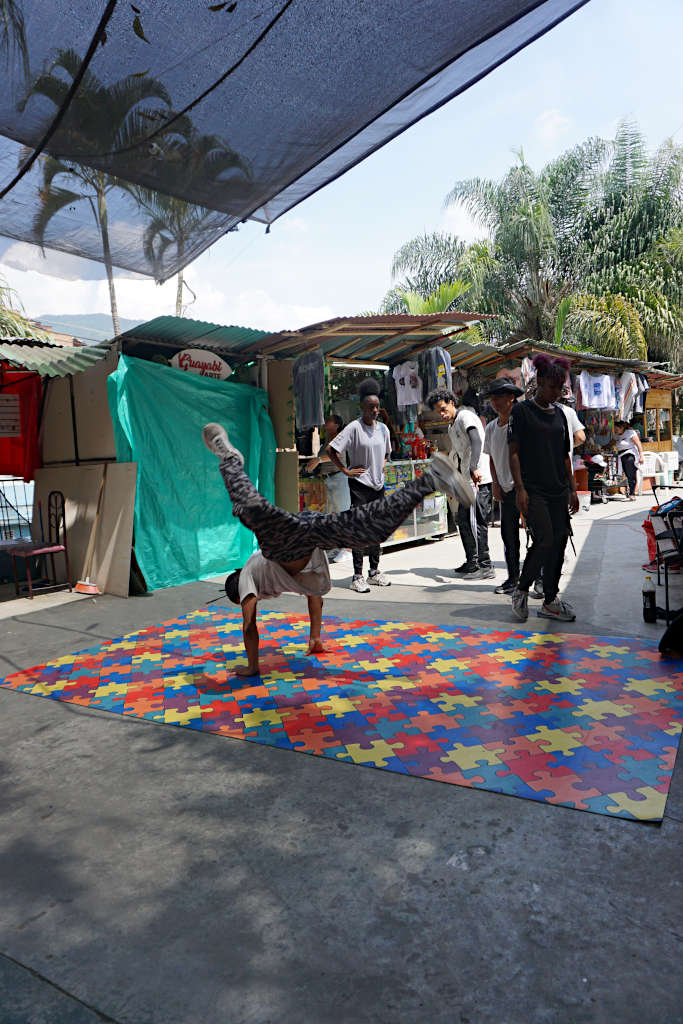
202, 423, 472, 676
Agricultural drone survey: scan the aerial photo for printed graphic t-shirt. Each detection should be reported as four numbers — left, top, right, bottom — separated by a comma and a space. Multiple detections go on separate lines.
508, 400, 570, 498
392, 360, 423, 407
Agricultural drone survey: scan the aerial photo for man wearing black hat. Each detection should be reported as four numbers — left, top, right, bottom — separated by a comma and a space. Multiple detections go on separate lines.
483, 377, 524, 594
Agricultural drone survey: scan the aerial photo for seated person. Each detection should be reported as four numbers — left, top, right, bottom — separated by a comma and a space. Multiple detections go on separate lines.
202, 422, 471, 677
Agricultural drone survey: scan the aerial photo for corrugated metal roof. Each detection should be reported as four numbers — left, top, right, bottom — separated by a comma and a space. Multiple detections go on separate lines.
117, 312, 498, 366
460, 338, 683, 390
117, 316, 274, 351
0, 339, 110, 377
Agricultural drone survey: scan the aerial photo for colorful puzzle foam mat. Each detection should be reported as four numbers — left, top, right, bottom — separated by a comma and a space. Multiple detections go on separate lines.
2, 610, 682, 820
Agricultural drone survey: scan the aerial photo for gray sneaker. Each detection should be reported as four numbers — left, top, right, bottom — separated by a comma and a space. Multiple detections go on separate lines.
426, 453, 474, 508
537, 598, 576, 622
467, 565, 495, 580
202, 423, 245, 465
511, 588, 529, 621
350, 575, 371, 593
368, 570, 391, 586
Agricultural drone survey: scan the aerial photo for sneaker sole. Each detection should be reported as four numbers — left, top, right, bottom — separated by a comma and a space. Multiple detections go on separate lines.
202, 423, 244, 464
430, 453, 474, 507
537, 609, 576, 622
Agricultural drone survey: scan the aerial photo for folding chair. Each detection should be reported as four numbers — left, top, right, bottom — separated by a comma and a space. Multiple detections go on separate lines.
651, 506, 683, 625
8, 490, 72, 599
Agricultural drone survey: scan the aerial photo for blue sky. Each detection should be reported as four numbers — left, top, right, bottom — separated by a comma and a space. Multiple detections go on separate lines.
2, 0, 682, 332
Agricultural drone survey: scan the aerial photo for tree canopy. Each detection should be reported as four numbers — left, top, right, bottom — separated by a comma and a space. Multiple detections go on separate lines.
380, 122, 683, 365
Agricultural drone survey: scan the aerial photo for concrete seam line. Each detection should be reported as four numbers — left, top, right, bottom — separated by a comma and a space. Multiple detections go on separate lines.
0, 950, 123, 1023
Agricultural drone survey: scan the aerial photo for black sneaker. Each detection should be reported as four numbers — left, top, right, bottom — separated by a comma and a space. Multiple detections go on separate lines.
494, 578, 518, 594
468, 565, 495, 580
454, 561, 477, 575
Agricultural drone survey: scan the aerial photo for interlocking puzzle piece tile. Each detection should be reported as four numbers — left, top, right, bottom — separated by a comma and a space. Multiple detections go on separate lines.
604, 786, 667, 820
336, 739, 405, 767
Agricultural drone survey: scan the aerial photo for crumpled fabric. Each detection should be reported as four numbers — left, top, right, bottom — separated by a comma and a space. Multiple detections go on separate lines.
107, 354, 275, 590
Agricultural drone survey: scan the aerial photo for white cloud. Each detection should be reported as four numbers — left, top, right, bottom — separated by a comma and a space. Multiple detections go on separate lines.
187, 284, 335, 333
438, 204, 483, 243
534, 108, 571, 144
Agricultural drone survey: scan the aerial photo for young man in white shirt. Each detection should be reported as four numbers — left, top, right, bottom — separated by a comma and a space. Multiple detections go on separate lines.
202, 422, 469, 677
426, 386, 494, 580
483, 377, 524, 595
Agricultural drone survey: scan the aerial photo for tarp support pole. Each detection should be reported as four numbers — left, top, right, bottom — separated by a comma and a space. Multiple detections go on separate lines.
68, 374, 80, 466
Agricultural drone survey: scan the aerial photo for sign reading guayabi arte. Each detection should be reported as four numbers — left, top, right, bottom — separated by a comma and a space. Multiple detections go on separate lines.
171, 348, 232, 380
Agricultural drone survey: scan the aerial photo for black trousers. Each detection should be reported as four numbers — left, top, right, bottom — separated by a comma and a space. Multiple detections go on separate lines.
621, 453, 637, 496
348, 478, 386, 576
500, 488, 521, 582
518, 491, 570, 603
457, 482, 492, 568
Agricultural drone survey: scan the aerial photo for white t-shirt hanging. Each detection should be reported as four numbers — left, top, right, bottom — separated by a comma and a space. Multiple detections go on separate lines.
578, 371, 616, 410
393, 360, 423, 407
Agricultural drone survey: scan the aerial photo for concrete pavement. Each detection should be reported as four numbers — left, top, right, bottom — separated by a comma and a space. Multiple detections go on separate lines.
1, 495, 681, 1024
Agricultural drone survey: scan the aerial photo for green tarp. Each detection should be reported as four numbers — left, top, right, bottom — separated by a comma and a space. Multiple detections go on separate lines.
107, 355, 276, 590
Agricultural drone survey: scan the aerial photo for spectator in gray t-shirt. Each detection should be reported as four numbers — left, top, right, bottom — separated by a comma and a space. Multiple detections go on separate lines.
327, 380, 392, 593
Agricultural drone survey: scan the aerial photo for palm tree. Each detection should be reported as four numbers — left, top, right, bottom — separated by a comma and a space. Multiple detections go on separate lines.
131, 187, 217, 314
380, 231, 482, 314
398, 280, 472, 315
0, 0, 29, 83
23, 49, 172, 335
444, 123, 683, 360
0, 273, 49, 338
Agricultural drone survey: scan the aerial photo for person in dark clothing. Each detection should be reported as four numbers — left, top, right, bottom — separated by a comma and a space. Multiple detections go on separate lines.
509, 354, 579, 623
483, 377, 524, 594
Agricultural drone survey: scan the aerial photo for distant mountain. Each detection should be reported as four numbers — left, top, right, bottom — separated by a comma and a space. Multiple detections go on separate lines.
37, 313, 144, 344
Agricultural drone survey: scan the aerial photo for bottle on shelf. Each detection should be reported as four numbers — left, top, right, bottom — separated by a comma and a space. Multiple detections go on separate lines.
642, 575, 657, 623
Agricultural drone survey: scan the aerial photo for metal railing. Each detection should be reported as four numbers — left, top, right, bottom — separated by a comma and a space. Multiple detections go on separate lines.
0, 477, 33, 540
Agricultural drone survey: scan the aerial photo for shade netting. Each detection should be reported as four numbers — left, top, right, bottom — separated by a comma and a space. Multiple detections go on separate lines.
0, 0, 588, 279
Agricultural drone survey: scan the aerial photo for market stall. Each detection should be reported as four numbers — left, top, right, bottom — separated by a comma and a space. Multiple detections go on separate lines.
273, 313, 494, 546
451, 340, 682, 498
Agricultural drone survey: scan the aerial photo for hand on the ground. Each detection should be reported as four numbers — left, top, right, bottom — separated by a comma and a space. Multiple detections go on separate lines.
569, 489, 579, 514
346, 466, 366, 478
516, 487, 529, 516
307, 638, 327, 655
235, 663, 260, 677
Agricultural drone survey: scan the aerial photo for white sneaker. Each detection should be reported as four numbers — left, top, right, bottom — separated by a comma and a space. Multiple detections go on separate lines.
426, 453, 474, 508
511, 588, 529, 621
202, 423, 244, 465
368, 571, 391, 586
538, 598, 576, 622
350, 575, 371, 593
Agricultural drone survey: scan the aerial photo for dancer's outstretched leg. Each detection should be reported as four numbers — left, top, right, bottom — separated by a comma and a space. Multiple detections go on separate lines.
203, 423, 316, 561
204, 424, 468, 560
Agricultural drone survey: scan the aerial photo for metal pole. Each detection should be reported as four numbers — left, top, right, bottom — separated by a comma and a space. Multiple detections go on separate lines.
68, 374, 80, 466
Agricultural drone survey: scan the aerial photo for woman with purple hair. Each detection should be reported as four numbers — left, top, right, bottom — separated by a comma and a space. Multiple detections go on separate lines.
508, 354, 579, 623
